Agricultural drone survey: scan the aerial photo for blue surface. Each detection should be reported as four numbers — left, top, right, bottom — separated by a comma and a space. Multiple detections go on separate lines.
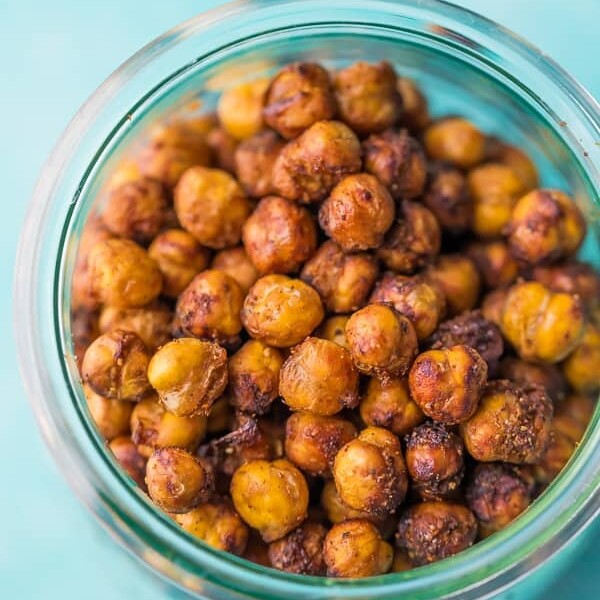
1, 1, 599, 598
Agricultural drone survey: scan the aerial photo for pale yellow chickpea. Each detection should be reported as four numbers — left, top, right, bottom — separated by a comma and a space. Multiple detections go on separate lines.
84, 383, 133, 440
424, 117, 485, 169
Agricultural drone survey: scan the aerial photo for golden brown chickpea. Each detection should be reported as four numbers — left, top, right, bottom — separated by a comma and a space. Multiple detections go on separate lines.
485, 137, 539, 192
345, 303, 418, 380
85, 384, 133, 441
147, 338, 228, 417
301, 241, 379, 313
268, 522, 327, 575
211, 246, 259, 294
272, 120, 362, 203
242, 195, 317, 274
279, 337, 359, 416
234, 130, 285, 197
362, 129, 427, 200
109, 436, 147, 490
88, 238, 162, 308
468, 163, 524, 239
228, 340, 283, 415
481, 287, 508, 327
316, 315, 350, 349
320, 480, 384, 525
263, 62, 337, 139
555, 394, 595, 443
370, 273, 446, 340
405, 422, 465, 500
333, 427, 408, 515
324, 519, 393, 578
82, 330, 151, 401
206, 126, 238, 173
174, 500, 248, 555
391, 549, 413, 573
498, 357, 567, 403
397, 77, 430, 130
230, 458, 309, 542
284, 412, 357, 476
460, 380, 553, 464
146, 447, 214, 514
466, 240, 519, 289
396, 501, 477, 566
206, 395, 232, 434
71, 308, 100, 370
241, 275, 324, 347
500, 281, 585, 363
424, 117, 485, 169
508, 189, 586, 265
319, 173, 395, 251
562, 324, 600, 394
333, 61, 402, 136
533, 429, 576, 488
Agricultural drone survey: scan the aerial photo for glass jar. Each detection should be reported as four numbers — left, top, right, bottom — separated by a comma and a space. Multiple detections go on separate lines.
15, 0, 600, 598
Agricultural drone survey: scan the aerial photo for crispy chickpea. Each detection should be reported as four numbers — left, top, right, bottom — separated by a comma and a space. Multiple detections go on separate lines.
467, 240, 519, 288
206, 395, 232, 434
424, 117, 485, 169
362, 129, 427, 200
82, 330, 151, 401
301, 241, 379, 313
370, 273, 446, 340
333, 427, 408, 515
377, 201, 441, 274
333, 61, 402, 136
460, 380, 553, 464
206, 126, 238, 173
88, 238, 162, 308
263, 62, 337, 139
242, 195, 317, 274
481, 287, 508, 326
230, 458, 309, 542
109, 436, 147, 489
174, 500, 248, 555
397, 501, 477, 566
533, 429, 576, 488
485, 137, 539, 191
174, 166, 251, 249
320, 480, 384, 525
563, 324, 600, 394
243, 531, 272, 567
500, 281, 585, 363
229, 340, 283, 415
324, 519, 393, 578
234, 130, 285, 197
272, 120, 361, 203
146, 447, 214, 514
405, 422, 465, 500
212, 246, 259, 294
345, 303, 418, 380
317, 315, 350, 349
554, 394, 595, 443
279, 337, 359, 416
71, 308, 100, 370
268, 522, 327, 575
499, 357, 567, 403
147, 338, 228, 417
241, 275, 324, 347
508, 189, 586, 265
397, 78, 430, 131
319, 173, 395, 251
148, 229, 211, 298
85, 384, 133, 440
175, 270, 244, 345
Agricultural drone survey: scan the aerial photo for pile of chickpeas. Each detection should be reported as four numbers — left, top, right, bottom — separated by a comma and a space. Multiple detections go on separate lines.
72, 59, 600, 578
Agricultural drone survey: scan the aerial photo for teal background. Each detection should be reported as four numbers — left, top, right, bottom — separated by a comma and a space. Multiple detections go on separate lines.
1, 1, 599, 598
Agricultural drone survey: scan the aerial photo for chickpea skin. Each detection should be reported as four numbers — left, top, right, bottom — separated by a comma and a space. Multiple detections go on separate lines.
316, 315, 350, 349
268, 522, 328, 575
485, 137, 539, 191
563, 324, 600, 394
424, 117, 485, 169
466, 240, 519, 289
397, 77, 430, 131
109, 436, 147, 490
84, 384, 133, 441
212, 246, 259, 294
498, 357, 567, 403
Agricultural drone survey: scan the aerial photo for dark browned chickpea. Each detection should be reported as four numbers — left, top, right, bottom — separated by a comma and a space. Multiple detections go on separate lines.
460, 380, 553, 464
345, 303, 418, 380
485, 137, 539, 191
268, 522, 327, 575
206, 126, 238, 173
272, 120, 361, 203
211, 246, 259, 294
333, 427, 408, 515
263, 62, 337, 139
241, 275, 324, 347
377, 201, 441, 274
243, 531, 272, 567
146, 447, 214, 514
82, 330, 151, 401
301, 241, 379, 313
242, 195, 317, 274
498, 357, 567, 403
319, 173, 395, 251
320, 480, 385, 526
481, 287, 508, 327
562, 324, 600, 394
397, 78, 430, 131
405, 422, 465, 500
324, 519, 393, 578
279, 337, 359, 416
424, 117, 485, 169
396, 501, 477, 566
362, 129, 427, 200
85, 384, 133, 440
466, 240, 519, 289
109, 436, 147, 490
316, 315, 350, 349
333, 61, 402, 136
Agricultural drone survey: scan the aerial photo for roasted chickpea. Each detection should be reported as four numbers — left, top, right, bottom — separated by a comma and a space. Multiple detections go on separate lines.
424, 117, 485, 169
397, 78, 430, 131
263, 62, 337, 139
206, 126, 238, 173
241, 275, 324, 347
324, 519, 393, 578
345, 303, 418, 380
230, 458, 309, 542
268, 522, 327, 575
88, 238, 162, 308
481, 287, 508, 327
109, 436, 147, 489
562, 324, 600, 394
319, 173, 395, 251
242, 195, 317, 274
485, 137, 539, 191
211, 246, 259, 294
301, 241, 379, 313
460, 380, 553, 464
147, 338, 228, 417
508, 189, 586, 265
272, 120, 361, 203
243, 531, 272, 567
279, 337, 359, 416
333, 427, 408, 515
391, 549, 413, 573
362, 129, 427, 200
71, 308, 100, 370
85, 384, 133, 440
554, 394, 595, 443
466, 240, 519, 289
316, 315, 350, 349
533, 430, 576, 489
146, 447, 214, 513
206, 395, 232, 434
498, 357, 566, 403
320, 480, 383, 525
